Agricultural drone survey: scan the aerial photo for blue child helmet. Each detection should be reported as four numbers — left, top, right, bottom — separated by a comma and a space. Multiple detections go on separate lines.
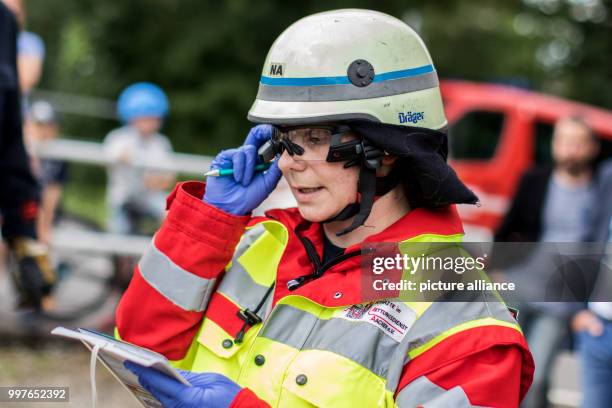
117, 82, 169, 123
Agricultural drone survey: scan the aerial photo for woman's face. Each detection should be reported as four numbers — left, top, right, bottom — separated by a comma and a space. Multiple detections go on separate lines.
277, 129, 360, 222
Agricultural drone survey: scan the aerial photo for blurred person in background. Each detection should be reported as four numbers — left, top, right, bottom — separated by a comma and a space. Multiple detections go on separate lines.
571, 158, 612, 408
1, 1, 55, 311
23, 100, 68, 245
2, 0, 45, 106
103, 82, 174, 235
495, 116, 600, 407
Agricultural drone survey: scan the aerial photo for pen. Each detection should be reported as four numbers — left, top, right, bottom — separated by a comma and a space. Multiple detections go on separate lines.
204, 162, 272, 177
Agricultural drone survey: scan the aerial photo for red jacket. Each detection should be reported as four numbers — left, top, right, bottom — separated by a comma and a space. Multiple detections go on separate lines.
116, 182, 534, 407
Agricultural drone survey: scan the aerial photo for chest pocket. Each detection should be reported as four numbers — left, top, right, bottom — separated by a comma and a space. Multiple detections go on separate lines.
258, 298, 414, 407
192, 293, 266, 379
279, 350, 391, 408
191, 224, 284, 377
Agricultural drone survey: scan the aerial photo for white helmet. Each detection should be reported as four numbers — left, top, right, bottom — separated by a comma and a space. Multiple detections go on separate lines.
248, 9, 446, 131
250, 9, 476, 238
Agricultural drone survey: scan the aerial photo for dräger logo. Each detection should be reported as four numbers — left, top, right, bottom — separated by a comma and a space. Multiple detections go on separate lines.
398, 111, 425, 124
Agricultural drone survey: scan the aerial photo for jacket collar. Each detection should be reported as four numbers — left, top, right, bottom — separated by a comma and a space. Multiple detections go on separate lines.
265, 206, 464, 307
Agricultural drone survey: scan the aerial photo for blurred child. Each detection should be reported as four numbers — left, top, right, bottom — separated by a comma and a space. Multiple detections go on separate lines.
23, 100, 67, 245
103, 82, 174, 235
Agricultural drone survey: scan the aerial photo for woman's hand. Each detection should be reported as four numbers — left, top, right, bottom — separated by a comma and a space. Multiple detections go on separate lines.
125, 361, 242, 408
204, 125, 281, 215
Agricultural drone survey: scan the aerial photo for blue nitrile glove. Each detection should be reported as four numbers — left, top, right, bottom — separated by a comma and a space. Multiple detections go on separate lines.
125, 361, 241, 408
204, 125, 282, 215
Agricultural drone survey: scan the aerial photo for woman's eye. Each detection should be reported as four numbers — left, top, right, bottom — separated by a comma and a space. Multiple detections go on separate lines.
307, 136, 322, 145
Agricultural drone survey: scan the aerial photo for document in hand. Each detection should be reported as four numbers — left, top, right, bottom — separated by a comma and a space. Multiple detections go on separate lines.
51, 326, 191, 408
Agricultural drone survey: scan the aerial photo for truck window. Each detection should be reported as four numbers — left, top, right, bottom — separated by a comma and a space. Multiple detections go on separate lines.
534, 121, 554, 165
449, 111, 504, 160
597, 137, 612, 164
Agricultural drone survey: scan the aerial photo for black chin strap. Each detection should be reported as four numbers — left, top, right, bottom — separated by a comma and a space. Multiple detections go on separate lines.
336, 165, 377, 236
325, 203, 360, 222
321, 170, 398, 223
322, 138, 397, 236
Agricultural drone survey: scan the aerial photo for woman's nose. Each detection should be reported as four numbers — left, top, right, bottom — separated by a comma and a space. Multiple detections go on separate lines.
278, 150, 307, 173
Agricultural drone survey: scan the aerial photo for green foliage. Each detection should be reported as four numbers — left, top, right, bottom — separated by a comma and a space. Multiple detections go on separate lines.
61, 164, 107, 228
22, 0, 611, 224
26, 0, 611, 153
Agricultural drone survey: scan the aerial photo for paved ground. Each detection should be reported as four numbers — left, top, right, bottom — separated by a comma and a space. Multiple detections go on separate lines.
0, 218, 139, 407
0, 341, 582, 408
0, 340, 140, 408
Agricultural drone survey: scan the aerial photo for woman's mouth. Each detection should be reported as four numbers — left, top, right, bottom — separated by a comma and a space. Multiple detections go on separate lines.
298, 187, 323, 194
293, 186, 324, 201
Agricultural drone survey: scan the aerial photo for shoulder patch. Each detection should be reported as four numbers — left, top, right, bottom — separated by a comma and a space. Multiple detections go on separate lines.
338, 300, 416, 342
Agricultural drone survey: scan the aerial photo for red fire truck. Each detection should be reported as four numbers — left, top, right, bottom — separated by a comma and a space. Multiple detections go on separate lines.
443, 80, 612, 240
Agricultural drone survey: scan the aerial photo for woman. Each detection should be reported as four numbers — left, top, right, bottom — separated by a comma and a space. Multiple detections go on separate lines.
118, 9, 533, 407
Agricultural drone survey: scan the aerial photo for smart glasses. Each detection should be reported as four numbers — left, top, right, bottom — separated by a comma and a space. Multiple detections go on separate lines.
258, 125, 362, 164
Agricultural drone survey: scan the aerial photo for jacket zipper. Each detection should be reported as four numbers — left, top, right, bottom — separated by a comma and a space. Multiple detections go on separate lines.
287, 233, 361, 291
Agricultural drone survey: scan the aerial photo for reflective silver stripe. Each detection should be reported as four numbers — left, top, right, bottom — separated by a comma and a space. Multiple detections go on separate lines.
139, 241, 216, 312
385, 325, 420, 392
218, 260, 271, 310
259, 283, 276, 321
217, 225, 272, 309
260, 304, 319, 348
385, 296, 514, 392
261, 304, 410, 377
219, 224, 272, 310
248, 112, 380, 126
233, 224, 266, 259
257, 71, 438, 102
405, 299, 515, 353
396, 376, 482, 408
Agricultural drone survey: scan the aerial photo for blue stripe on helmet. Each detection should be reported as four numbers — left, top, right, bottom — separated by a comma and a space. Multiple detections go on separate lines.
372, 64, 434, 82
260, 64, 434, 86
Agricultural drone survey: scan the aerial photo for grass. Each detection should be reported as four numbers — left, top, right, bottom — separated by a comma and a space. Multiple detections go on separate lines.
61, 179, 107, 228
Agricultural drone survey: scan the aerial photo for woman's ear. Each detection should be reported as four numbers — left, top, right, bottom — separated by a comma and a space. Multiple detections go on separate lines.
381, 154, 397, 166
377, 154, 398, 176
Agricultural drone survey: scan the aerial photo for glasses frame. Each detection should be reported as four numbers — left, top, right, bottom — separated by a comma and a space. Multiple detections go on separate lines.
271, 124, 362, 163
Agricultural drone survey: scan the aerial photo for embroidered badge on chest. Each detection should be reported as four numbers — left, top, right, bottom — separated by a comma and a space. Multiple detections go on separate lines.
338, 301, 416, 342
